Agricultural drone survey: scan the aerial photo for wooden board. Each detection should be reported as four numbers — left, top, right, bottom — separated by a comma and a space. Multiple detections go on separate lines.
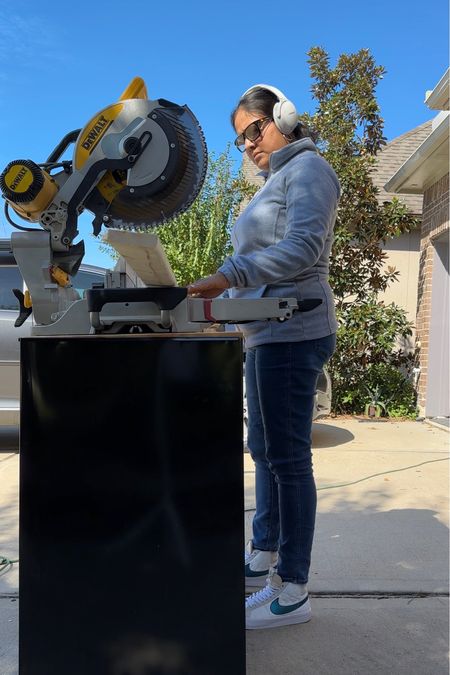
104, 229, 177, 286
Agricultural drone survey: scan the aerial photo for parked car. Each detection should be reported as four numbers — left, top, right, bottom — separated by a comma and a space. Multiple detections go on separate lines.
0, 238, 108, 428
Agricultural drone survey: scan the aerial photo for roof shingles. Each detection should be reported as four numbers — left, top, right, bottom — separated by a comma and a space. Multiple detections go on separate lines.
371, 120, 434, 216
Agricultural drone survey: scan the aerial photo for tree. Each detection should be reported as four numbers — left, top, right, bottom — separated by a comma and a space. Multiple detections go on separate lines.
155, 148, 256, 286
301, 47, 419, 414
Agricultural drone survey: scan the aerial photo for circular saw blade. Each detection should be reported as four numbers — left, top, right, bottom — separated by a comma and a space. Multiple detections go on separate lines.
105, 102, 207, 228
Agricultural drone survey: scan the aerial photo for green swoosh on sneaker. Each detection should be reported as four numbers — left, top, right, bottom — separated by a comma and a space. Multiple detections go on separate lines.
270, 595, 309, 615
245, 563, 269, 577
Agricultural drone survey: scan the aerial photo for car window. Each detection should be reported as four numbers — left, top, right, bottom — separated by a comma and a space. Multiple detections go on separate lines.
0, 266, 104, 311
0, 267, 23, 310
73, 270, 104, 296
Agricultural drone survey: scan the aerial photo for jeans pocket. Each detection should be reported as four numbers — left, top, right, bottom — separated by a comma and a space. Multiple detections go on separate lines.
314, 333, 336, 364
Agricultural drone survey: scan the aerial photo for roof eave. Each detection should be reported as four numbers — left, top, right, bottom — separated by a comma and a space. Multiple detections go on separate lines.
425, 68, 450, 110
384, 114, 449, 194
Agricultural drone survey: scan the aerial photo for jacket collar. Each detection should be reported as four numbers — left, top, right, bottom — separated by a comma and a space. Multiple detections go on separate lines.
269, 138, 317, 174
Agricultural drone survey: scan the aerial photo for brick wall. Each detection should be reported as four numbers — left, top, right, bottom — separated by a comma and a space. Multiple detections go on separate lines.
415, 172, 449, 414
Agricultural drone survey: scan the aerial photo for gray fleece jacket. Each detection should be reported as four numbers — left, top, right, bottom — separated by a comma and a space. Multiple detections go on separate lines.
218, 138, 340, 348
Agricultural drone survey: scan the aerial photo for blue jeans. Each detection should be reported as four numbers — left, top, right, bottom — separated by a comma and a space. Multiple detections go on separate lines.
245, 334, 336, 584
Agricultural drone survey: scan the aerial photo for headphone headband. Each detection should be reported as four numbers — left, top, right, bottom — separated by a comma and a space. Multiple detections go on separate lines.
242, 83, 288, 103
240, 83, 298, 135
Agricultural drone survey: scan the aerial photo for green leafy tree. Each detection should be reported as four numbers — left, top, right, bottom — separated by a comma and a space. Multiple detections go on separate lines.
156, 148, 256, 286
302, 47, 419, 415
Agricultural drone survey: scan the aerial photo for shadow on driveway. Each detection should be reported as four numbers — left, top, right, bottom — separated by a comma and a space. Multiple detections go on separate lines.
312, 422, 354, 448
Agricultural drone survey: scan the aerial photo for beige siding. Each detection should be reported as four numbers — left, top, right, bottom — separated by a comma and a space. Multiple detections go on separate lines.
379, 229, 421, 349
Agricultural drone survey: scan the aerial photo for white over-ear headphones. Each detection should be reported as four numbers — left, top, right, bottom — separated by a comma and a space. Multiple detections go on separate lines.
241, 84, 298, 135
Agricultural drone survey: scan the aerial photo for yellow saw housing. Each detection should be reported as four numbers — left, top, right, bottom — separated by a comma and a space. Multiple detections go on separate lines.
0, 159, 58, 222
74, 79, 149, 202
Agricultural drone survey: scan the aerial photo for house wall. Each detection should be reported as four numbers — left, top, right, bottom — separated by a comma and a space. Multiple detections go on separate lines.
380, 228, 421, 347
415, 172, 450, 415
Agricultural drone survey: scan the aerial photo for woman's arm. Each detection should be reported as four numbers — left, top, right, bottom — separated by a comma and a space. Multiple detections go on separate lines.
218, 156, 339, 288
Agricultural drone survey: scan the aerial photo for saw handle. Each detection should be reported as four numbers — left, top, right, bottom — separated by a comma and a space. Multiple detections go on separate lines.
46, 129, 82, 164
294, 299, 322, 312
86, 287, 187, 313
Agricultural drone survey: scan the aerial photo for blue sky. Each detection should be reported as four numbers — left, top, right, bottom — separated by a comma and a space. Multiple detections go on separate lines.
0, 0, 448, 267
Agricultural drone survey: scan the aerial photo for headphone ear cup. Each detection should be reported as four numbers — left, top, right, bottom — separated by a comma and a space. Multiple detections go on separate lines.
273, 99, 298, 135
242, 83, 299, 135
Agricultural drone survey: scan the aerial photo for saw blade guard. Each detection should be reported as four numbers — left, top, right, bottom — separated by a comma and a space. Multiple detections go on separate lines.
75, 83, 208, 229
108, 102, 207, 227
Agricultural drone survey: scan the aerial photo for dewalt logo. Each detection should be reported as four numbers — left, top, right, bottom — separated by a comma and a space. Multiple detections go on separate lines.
74, 103, 123, 170
81, 115, 113, 154
9, 166, 28, 191
5, 164, 34, 193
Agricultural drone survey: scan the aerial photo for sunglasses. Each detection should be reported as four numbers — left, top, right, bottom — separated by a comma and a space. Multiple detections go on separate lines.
234, 117, 272, 152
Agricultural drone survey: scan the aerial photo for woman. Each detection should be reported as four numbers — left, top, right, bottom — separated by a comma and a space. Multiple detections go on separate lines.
188, 84, 340, 630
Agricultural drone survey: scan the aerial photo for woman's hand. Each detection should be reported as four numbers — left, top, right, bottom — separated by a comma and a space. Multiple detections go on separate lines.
187, 272, 230, 299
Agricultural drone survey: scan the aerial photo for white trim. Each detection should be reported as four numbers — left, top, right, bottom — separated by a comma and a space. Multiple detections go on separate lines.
432, 110, 449, 131
384, 113, 449, 194
425, 69, 450, 110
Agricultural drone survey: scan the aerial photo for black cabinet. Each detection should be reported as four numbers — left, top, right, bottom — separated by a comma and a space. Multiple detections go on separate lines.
19, 334, 245, 675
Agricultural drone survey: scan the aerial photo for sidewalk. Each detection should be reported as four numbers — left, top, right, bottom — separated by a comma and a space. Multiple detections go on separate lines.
1, 418, 449, 674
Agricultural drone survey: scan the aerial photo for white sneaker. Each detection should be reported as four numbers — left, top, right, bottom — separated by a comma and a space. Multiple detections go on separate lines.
246, 572, 311, 629
245, 541, 278, 587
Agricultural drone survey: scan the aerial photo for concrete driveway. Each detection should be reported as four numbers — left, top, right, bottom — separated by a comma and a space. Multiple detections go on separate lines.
245, 417, 449, 674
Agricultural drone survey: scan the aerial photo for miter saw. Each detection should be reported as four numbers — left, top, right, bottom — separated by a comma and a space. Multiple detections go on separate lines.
0, 77, 318, 335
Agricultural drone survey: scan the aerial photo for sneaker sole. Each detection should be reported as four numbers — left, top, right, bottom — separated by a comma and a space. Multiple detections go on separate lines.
246, 607, 312, 630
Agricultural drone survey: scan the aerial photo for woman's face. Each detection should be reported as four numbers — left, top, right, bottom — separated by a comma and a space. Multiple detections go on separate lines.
234, 107, 289, 171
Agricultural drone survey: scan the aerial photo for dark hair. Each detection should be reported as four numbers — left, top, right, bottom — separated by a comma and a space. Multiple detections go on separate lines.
230, 87, 316, 142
